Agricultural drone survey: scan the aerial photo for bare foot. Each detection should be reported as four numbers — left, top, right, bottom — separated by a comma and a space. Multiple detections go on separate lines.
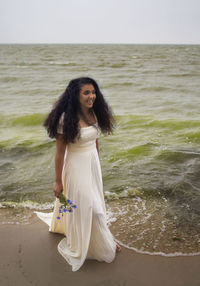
116, 242, 121, 252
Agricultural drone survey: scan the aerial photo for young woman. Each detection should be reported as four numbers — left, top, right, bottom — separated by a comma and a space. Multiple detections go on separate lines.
39, 77, 120, 272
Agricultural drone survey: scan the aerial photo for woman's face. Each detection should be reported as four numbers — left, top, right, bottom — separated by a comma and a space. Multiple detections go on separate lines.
79, 84, 96, 111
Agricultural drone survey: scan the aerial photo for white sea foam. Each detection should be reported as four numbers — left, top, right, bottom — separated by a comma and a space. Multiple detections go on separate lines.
0, 200, 54, 210
106, 198, 200, 257
115, 238, 200, 257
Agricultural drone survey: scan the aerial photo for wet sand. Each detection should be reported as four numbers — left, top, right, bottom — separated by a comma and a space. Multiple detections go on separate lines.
0, 217, 200, 286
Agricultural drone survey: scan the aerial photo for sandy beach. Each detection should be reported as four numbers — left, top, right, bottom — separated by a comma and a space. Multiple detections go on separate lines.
0, 215, 200, 286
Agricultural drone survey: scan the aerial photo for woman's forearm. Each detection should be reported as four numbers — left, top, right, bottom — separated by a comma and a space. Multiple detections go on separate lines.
96, 139, 99, 155
54, 136, 66, 183
55, 151, 65, 182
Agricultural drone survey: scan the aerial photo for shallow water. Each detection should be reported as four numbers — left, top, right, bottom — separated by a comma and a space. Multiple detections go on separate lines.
0, 44, 200, 255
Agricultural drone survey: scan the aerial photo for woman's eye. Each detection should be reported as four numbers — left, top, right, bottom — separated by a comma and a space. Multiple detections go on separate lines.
83, 90, 96, 95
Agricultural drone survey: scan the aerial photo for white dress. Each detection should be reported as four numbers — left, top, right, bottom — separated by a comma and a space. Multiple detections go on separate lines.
35, 113, 116, 271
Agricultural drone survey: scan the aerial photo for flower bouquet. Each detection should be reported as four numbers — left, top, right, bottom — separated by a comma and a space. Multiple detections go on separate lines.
57, 192, 77, 220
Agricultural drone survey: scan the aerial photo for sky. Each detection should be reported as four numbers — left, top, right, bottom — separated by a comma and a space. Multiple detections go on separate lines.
0, 0, 199, 44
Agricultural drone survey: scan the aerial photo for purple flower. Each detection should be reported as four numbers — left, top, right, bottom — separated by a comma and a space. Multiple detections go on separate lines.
57, 193, 77, 217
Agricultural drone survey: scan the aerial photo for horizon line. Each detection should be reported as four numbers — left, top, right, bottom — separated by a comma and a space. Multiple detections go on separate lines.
0, 42, 200, 45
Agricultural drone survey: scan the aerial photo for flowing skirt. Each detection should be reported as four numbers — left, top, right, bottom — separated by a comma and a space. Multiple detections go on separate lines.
35, 144, 116, 271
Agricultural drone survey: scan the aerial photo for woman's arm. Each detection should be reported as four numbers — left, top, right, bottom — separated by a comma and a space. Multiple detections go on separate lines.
96, 139, 99, 155
53, 135, 67, 197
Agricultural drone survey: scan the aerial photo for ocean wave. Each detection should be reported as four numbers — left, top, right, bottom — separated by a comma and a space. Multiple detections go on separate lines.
10, 113, 46, 127
109, 143, 155, 162
107, 198, 200, 256
139, 86, 173, 92
115, 114, 152, 127
170, 72, 199, 78
0, 162, 14, 172
115, 115, 200, 131
104, 81, 133, 88
144, 119, 200, 130
0, 113, 47, 127
155, 148, 200, 163
116, 239, 200, 257
0, 200, 54, 210
110, 63, 127, 68
8, 61, 42, 67
46, 61, 78, 66
96, 62, 127, 68
0, 139, 54, 152
178, 131, 200, 143
1, 76, 19, 83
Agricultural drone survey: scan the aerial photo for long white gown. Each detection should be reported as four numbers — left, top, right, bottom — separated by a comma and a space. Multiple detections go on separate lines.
35, 114, 116, 271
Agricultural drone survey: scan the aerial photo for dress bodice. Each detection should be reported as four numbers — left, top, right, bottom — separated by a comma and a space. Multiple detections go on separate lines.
57, 112, 99, 152
68, 125, 99, 152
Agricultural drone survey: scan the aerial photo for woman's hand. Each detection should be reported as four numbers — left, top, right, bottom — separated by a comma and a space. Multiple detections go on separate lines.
53, 181, 63, 198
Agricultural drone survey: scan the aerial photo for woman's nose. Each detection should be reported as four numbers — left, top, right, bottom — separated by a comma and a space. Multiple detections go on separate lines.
89, 92, 95, 97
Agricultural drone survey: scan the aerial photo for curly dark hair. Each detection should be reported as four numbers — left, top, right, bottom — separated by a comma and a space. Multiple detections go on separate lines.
43, 77, 115, 143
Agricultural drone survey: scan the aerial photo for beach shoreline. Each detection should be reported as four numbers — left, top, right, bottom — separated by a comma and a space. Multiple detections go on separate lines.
0, 216, 200, 286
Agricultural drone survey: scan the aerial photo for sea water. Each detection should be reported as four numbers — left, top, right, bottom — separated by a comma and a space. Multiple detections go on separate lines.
0, 44, 200, 256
